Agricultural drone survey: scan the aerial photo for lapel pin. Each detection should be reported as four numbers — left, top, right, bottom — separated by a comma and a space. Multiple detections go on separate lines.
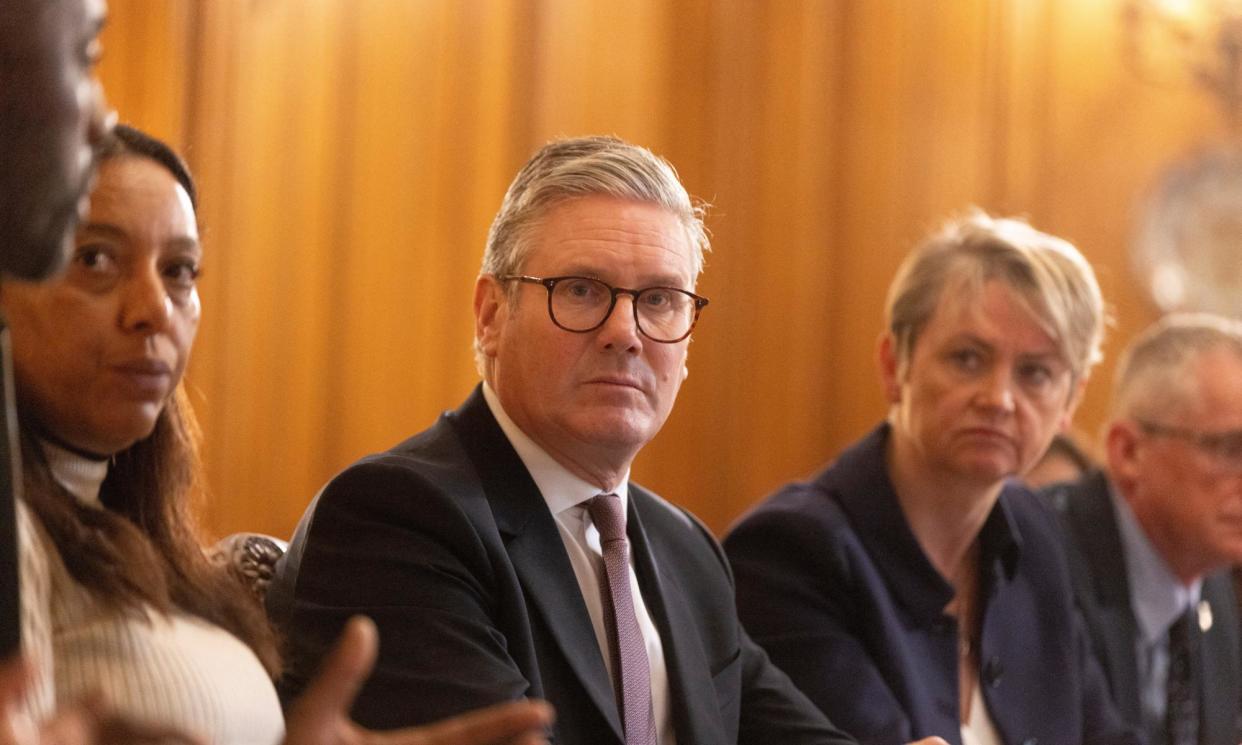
1198, 599, 1213, 633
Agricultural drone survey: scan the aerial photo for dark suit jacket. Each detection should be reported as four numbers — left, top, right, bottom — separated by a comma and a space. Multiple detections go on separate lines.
1045, 471, 1242, 745
269, 387, 854, 745
724, 425, 1141, 745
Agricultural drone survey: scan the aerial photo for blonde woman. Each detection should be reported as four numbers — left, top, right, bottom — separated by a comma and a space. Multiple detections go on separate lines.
726, 213, 1138, 745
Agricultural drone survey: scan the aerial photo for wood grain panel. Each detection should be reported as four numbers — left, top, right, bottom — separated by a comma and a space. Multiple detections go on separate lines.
96, 0, 192, 147
90, 0, 1225, 538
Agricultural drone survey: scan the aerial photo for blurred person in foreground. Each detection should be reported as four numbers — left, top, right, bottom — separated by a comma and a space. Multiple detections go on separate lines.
272, 136, 937, 745
2, 0, 115, 738
725, 212, 1140, 745
1045, 313, 1242, 745
0, 123, 551, 745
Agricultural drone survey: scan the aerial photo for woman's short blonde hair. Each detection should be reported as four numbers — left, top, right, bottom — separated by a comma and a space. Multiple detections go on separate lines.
884, 210, 1106, 382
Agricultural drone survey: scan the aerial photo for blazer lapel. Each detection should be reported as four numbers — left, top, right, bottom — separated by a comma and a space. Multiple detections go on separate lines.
452, 389, 623, 741
627, 489, 728, 744
505, 519, 623, 740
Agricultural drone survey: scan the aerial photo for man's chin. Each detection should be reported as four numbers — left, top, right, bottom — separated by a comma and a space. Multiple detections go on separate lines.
572, 413, 659, 452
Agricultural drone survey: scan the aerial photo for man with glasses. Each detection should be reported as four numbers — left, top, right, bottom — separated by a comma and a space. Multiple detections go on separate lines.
272, 136, 866, 745
1046, 313, 1242, 745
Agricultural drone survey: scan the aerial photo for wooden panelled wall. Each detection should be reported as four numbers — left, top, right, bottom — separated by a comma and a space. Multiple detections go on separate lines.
97, 0, 1223, 539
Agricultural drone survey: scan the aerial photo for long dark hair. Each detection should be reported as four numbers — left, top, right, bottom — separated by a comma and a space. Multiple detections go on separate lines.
18, 125, 279, 675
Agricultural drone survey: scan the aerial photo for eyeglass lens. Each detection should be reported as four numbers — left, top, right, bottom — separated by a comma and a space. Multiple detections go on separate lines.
1141, 420, 1242, 469
550, 277, 695, 342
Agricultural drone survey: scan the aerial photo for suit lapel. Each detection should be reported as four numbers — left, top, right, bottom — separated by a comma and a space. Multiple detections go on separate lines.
451, 389, 623, 741
1198, 575, 1242, 743
1064, 474, 1143, 721
628, 489, 727, 744
505, 519, 623, 740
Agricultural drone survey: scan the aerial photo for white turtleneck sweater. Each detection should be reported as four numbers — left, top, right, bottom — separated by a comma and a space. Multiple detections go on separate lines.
17, 442, 285, 744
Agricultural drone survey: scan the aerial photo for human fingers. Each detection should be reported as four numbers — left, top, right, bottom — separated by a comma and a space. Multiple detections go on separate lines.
0, 656, 31, 708
283, 616, 378, 745
365, 700, 553, 745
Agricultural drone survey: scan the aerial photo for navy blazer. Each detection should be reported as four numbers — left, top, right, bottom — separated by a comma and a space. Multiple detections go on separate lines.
1045, 471, 1242, 745
724, 425, 1140, 745
270, 387, 855, 745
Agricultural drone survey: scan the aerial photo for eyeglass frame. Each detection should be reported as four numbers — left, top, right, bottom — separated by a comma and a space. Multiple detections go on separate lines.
498, 274, 709, 343
1135, 418, 1242, 467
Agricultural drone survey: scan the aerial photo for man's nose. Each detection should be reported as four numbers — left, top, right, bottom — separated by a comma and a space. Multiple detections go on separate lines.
87, 79, 117, 149
598, 293, 643, 350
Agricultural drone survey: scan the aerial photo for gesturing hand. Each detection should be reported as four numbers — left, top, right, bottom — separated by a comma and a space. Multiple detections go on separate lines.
284, 616, 554, 745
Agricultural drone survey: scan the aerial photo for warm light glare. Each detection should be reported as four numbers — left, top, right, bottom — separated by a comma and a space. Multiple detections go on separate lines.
1153, 0, 1198, 21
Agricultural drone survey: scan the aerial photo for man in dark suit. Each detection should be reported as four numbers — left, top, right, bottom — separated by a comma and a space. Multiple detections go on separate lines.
272, 136, 875, 745
1047, 313, 1242, 745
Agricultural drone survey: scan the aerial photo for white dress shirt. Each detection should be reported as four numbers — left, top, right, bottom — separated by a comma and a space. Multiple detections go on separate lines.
483, 384, 676, 745
960, 684, 1003, 745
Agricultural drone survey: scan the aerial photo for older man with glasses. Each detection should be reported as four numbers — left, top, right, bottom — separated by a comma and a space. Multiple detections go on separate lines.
1046, 312, 1242, 745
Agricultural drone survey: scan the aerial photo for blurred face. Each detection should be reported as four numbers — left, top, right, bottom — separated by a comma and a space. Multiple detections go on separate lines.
0, 155, 201, 455
1108, 348, 1242, 582
475, 196, 694, 487
880, 280, 1079, 489
1023, 447, 1088, 489
0, 0, 112, 280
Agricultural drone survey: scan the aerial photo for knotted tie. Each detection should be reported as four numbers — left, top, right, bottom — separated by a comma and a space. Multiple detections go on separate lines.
588, 493, 658, 745
1165, 608, 1200, 745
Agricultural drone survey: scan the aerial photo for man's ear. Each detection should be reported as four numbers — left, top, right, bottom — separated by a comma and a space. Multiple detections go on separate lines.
1105, 419, 1141, 490
474, 275, 505, 359
877, 332, 902, 404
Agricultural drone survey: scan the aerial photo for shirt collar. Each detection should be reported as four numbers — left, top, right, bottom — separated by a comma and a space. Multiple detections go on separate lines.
1109, 481, 1201, 643
482, 382, 630, 517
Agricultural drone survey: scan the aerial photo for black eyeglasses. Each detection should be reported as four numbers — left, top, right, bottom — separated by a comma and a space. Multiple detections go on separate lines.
1136, 419, 1242, 469
500, 275, 709, 343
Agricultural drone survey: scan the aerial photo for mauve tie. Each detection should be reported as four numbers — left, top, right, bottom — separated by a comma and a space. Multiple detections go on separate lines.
588, 493, 658, 745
